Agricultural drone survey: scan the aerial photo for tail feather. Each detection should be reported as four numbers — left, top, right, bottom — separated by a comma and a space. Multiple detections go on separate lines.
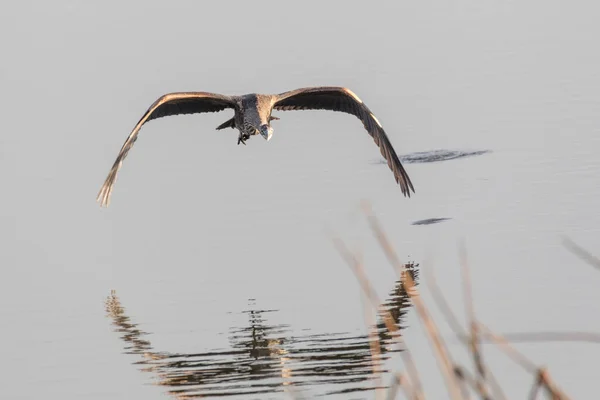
216, 117, 235, 130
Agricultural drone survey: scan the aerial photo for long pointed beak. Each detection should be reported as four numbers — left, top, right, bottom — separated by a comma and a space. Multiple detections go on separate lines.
259, 124, 273, 141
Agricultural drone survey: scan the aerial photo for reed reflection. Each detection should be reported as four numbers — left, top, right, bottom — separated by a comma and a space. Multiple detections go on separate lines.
105, 262, 419, 398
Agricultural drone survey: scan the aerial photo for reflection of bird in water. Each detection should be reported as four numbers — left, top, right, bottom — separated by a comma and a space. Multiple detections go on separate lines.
104, 262, 419, 398
376, 265, 419, 344
96, 87, 415, 207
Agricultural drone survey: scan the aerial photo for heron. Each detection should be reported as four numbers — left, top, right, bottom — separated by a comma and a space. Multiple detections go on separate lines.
97, 86, 415, 207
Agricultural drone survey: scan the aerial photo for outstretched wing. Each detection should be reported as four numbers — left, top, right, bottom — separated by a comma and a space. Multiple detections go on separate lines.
97, 92, 236, 207
274, 87, 414, 197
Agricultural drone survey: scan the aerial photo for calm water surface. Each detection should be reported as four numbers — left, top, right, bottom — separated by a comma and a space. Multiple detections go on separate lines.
1, 2, 600, 400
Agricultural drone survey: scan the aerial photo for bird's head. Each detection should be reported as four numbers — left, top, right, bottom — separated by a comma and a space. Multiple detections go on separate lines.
259, 124, 273, 141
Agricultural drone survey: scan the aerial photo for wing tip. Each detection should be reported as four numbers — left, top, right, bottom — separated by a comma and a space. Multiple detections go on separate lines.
396, 169, 415, 198
96, 173, 117, 208
401, 185, 415, 198
96, 187, 111, 208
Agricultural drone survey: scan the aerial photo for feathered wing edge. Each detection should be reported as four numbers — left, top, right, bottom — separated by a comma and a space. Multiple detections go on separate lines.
274, 87, 415, 197
97, 92, 236, 207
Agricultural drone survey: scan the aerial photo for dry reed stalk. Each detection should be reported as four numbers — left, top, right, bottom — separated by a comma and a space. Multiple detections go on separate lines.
459, 242, 492, 400
422, 265, 465, 335
475, 331, 600, 345
562, 237, 600, 271
527, 370, 545, 400
360, 202, 464, 400
386, 373, 415, 400
424, 264, 507, 400
453, 366, 475, 400
357, 253, 385, 400
455, 365, 512, 400
453, 366, 473, 400
478, 322, 571, 400
527, 368, 565, 400
330, 234, 424, 400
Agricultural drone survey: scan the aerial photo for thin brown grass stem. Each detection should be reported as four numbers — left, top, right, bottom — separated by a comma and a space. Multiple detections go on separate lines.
474, 331, 600, 344
360, 201, 406, 276
455, 365, 504, 400
358, 257, 385, 400
386, 373, 414, 400
478, 322, 541, 373
478, 322, 539, 373
478, 323, 571, 399
360, 202, 464, 400
400, 273, 464, 400
531, 368, 568, 400
423, 264, 467, 337
330, 233, 425, 400
528, 371, 544, 400
425, 264, 507, 400
459, 242, 491, 400
453, 366, 473, 400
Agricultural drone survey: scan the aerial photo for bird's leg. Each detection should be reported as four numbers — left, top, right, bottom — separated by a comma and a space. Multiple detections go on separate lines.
237, 132, 250, 146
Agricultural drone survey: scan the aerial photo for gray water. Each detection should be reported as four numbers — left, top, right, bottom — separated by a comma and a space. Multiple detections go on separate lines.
1, 1, 600, 399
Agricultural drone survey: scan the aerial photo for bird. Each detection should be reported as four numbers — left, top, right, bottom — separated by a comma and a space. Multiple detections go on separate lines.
96, 86, 415, 207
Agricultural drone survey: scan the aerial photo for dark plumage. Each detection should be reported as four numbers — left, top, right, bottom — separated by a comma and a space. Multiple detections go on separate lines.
97, 87, 415, 207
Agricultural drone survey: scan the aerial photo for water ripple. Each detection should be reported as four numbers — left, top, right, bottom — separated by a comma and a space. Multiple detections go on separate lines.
105, 263, 419, 399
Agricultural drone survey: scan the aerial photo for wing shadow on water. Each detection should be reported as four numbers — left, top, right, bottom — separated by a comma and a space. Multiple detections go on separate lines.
411, 217, 452, 226
105, 262, 419, 399
375, 149, 490, 229
372, 149, 491, 165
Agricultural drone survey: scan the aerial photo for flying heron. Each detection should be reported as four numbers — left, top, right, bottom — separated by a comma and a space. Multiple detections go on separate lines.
96, 86, 415, 207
